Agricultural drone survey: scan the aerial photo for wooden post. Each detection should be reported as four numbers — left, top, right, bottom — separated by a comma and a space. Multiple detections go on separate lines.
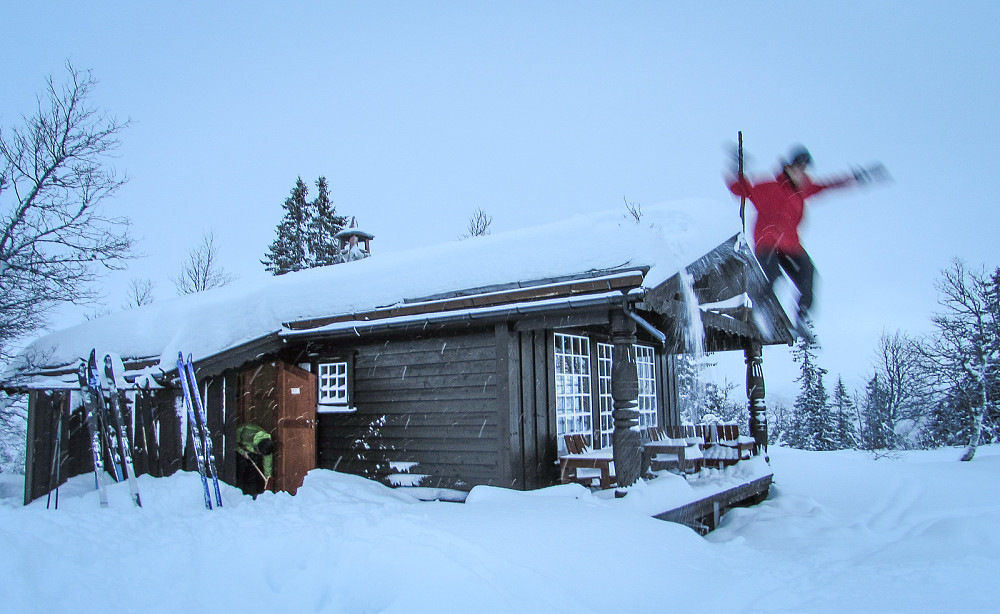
610, 310, 642, 492
745, 342, 768, 456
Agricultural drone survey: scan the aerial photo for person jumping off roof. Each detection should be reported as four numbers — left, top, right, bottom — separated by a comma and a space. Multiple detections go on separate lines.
726, 144, 886, 338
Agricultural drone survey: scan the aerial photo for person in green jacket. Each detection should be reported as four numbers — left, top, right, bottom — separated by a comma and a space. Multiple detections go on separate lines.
236, 423, 274, 488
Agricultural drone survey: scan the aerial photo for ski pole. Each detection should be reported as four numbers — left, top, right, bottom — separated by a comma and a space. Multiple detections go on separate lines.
46, 405, 63, 509
738, 131, 746, 231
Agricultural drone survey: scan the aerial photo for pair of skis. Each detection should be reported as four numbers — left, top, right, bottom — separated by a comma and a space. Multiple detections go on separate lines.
77, 350, 142, 508
176, 352, 223, 510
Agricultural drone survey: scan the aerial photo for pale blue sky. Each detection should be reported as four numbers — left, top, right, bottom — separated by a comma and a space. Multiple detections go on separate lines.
3, 1, 998, 399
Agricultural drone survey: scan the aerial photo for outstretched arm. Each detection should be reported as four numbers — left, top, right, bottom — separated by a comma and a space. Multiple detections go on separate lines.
807, 162, 890, 197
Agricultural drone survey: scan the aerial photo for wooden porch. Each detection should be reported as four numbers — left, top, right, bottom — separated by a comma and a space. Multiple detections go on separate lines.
654, 474, 773, 534
557, 423, 772, 534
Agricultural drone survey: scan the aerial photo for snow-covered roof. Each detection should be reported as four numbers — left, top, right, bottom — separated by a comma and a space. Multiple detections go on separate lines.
3, 198, 741, 388
334, 227, 374, 241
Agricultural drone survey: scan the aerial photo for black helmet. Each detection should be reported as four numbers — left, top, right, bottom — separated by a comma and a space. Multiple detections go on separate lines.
257, 438, 275, 456
786, 145, 812, 168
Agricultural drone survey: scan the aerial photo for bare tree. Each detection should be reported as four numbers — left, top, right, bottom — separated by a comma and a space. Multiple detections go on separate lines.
460, 208, 493, 239
173, 231, 236, 295
624, 197, 642, 223
921, 259, 998, 461
868, 329, 933, 446
124, 277, 156, 308
0, 393, 27, 472
0, 62, 133, 360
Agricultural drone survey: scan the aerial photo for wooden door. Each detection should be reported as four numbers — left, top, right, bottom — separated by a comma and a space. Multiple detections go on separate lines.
273, 362, 317, 494
237, 360, 316, 495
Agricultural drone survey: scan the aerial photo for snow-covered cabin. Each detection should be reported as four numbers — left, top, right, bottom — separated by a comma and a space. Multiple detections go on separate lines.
3, 199, 796, 505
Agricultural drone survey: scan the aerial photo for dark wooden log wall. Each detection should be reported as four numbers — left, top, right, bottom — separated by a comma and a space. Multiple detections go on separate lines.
23, 390, 69, 505
22, 370, 240, 505
501, 327, 558, 490
182, 370, 238, 483
315, 327, 503, 490
22, 325, 682, 503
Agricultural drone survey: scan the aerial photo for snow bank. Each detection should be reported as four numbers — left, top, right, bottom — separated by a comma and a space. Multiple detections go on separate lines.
5, 198, 738, 382
3, 446, 997, 613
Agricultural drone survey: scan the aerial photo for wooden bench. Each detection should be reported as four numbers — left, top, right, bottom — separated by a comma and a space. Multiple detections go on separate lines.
703, 423, 757, 468
645, 427, 702, 474
717, 423, 756, 459
665, 424, 709, 451
559, 434, 616, 489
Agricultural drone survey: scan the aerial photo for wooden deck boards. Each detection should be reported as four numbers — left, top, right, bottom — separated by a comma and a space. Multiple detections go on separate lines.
654, 474, 773, 534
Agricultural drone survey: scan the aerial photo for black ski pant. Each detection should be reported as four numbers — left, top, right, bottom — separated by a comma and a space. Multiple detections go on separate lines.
755, 247, 815, 316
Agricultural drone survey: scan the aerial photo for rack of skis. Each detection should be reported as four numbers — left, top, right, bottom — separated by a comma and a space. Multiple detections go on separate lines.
46, 350, 223, 510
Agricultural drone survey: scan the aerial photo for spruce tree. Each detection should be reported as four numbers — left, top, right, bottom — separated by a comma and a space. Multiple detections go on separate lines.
306, 176, 348, 268
263, 176, 351, 275
791, 336, 835, 450
262, 177, 310, 275
831, 376, 859, 449
922, 386, 972, 447
860, 374, 896, 450
674, 353, 704, 424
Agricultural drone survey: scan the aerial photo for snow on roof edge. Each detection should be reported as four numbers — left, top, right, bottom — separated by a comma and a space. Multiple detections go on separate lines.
4, 197, 742, 382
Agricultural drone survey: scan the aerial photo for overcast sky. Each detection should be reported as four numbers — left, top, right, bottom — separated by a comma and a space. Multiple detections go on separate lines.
3, 1, 998, 401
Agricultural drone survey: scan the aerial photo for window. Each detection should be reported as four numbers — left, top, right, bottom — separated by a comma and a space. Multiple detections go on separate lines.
318, 361, 352, 412
635, 345, 658, 430
554, 333, 592, 451
597, 343, 614, 449
555, 334, 658, 451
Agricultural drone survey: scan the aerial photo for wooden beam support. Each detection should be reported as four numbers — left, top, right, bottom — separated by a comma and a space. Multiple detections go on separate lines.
610, 310, 642, 492
744, 342, 768, 457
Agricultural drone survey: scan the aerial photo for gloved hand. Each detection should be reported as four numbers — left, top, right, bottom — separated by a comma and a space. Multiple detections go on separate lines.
853, 162, 890, 185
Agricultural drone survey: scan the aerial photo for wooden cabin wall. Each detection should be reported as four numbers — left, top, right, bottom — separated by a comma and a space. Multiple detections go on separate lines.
21, 373, 241, 505
23, 390, 67, 504
314, 327, 503, 491
502, 328, 558, 490
180, 370, 238, 482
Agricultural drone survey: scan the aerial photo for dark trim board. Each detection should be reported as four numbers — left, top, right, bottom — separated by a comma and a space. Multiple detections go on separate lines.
654, 474, 773, 534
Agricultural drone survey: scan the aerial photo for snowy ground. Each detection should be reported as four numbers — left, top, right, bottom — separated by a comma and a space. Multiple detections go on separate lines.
2, 446, 997, 613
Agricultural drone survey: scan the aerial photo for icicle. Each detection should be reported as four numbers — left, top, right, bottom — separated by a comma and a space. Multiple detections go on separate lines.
679, 268, 705, 357
677, 268, 709, 424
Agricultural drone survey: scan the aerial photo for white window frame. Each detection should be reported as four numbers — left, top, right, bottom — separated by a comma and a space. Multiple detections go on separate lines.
317, 360, 353, 413
558, 335, 658, 451
634, 344, 658, 431
597, 343, 614, 449
554, 333, 593, 452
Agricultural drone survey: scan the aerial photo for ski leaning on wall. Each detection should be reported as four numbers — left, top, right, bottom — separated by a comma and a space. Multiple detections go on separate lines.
75, 349, 143, 508
176, 352, 224, 509
103, 354, 143, 507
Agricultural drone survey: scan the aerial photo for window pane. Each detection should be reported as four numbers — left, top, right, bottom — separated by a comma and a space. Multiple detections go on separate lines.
554, 333, 592, 450
318, 361, 349, 405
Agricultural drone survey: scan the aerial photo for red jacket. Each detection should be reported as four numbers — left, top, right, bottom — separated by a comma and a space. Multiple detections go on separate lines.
729, 171, 853, 254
